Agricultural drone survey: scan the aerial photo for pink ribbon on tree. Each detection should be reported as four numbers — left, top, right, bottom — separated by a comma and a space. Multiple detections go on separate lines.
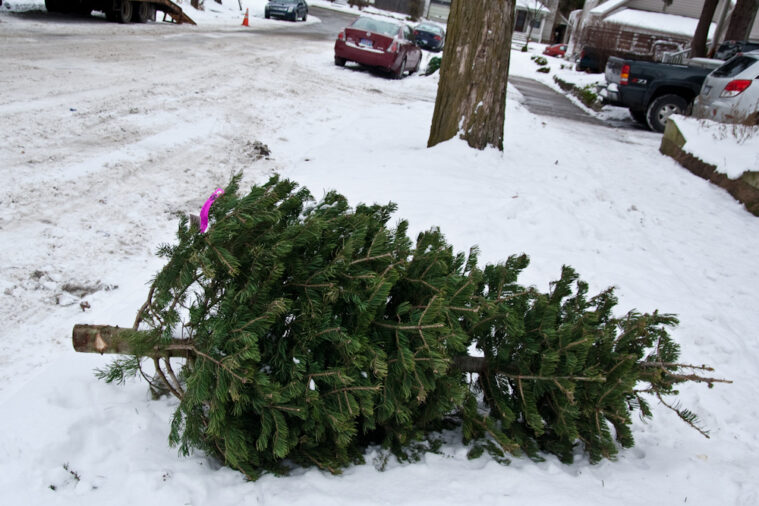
199, 188, 224, 233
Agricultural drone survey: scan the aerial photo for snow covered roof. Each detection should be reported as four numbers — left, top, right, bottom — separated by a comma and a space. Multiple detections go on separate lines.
590, 0, 628, 16
605, 8, 716, 38
515, 0, 551, 14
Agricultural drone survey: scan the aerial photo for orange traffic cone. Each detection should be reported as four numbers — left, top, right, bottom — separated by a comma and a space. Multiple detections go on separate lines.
242, 8, 249, 26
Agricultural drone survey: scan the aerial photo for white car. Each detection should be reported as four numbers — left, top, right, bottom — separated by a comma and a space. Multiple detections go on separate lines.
693, 50, 759, 125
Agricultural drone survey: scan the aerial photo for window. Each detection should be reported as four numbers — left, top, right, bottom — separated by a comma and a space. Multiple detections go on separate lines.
713, 55, 759, 78
352, 17, 401, 37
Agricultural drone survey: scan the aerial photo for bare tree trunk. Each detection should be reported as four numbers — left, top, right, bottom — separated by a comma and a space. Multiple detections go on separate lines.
427, 0, 515, 151
725, 0, 759, 41
692, 0, 720, 58
72, 324, 184, 355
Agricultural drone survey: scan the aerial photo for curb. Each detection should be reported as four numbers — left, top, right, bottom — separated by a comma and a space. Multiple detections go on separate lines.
660, 120, 759, 217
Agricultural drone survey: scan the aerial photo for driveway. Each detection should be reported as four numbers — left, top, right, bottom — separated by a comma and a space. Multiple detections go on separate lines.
508, 75, 605, 126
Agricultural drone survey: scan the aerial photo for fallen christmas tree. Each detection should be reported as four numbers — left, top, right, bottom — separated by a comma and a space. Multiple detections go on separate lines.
75, 174, 729, 479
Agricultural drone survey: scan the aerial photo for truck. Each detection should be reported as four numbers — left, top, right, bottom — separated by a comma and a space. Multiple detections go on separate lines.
44, 0, 195, 24
602, 56, 722, 132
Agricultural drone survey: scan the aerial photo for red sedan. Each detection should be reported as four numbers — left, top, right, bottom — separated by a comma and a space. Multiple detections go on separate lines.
334, 16, 422, 79
543, 43, 567, 58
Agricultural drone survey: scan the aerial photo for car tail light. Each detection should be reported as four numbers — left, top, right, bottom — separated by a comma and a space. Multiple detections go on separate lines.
388, 40, 398, 52
434, 35, 441, 41
720, 79, 752, 97
620, 64, 630, 86
337, 30, 345, 41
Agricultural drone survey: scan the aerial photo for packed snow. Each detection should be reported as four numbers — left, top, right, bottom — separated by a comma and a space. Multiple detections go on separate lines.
1, 2, 758, 505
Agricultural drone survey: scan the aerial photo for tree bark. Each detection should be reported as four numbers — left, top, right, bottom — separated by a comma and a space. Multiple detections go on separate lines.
692, 0, 719, 58
72, 324, 184, 355
427, 0, 515, 151
725, 0, 759, 41
73, 325, 493, 373
452, 354, 486, 373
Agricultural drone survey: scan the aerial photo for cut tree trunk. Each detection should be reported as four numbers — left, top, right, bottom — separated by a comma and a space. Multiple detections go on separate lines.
72, 324, 184, 355
427, 0, 515, 151
73, 324, 136, 354
72, 324, 489, 372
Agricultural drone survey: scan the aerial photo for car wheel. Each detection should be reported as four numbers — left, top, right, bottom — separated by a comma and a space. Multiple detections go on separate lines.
410, 55, 421, 74
334, 56, 346, 67
302, 11, 307, 21
646, 94, 688, 133
394, 57, 407, 80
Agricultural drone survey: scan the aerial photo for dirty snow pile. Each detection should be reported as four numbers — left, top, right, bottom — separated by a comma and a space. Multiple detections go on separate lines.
1, 4, 759, 506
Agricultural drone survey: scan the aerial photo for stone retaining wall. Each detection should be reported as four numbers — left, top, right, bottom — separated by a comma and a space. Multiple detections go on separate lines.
660, 120, 759, 217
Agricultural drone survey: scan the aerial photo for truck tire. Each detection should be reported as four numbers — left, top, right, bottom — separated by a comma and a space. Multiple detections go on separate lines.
117, 0, 133, 23
133, 1, 150, 22
646, 94, 687, 133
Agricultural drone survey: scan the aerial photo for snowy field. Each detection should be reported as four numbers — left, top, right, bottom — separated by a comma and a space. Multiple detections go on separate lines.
1, 2, 759, 505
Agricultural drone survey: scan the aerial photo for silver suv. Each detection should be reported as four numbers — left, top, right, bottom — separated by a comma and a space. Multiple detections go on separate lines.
693, 50, 759, 125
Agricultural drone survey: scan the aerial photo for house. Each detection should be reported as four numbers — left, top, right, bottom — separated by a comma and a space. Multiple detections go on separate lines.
566, 0, 759, 66
513, 0, 553, 43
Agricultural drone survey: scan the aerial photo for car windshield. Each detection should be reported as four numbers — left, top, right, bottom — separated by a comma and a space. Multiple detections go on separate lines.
712, 55, 759, 78
351, 17, 400, 37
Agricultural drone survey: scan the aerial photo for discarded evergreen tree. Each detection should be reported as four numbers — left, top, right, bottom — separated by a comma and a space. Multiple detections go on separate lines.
89, 174, 728, 479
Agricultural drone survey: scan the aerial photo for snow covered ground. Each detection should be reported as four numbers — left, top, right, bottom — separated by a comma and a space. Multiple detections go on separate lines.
1, 3, 758, 505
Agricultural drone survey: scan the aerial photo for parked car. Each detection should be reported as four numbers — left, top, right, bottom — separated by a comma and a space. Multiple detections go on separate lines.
693, 50, 759, 125
264, 0, 308, 21
603, 55, 718, 132
334, 16, 422, 79
714, 40, 759, 61
413, 22, 445, 52
543, 43, 567, 58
